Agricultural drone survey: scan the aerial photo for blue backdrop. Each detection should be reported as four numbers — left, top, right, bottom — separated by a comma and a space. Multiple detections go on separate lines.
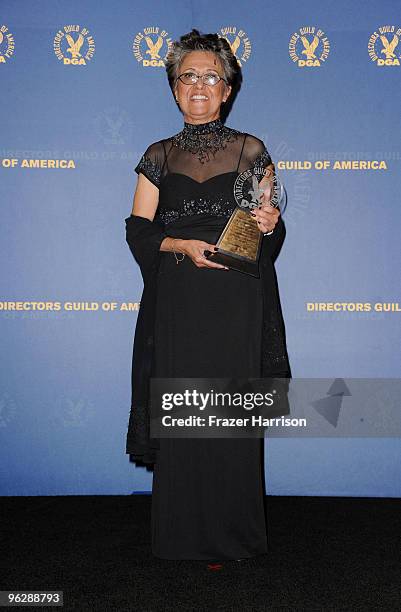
1, 0, 400, 496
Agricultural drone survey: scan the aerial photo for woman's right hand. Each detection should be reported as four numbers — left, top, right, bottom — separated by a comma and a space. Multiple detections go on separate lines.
179, 239, 229, 270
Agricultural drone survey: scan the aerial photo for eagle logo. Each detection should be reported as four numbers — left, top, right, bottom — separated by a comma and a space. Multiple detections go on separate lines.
0, 25, 15, 62
105, 114, 124, 139
94, 107, 133, 145
66, 33, 85, 58
247, 174, 265, 208
226, 35, 241, 57
144, 35, 164, 60
219, 27, 252, 65
54, 25, 94, 65
238, 174, 273, 210
301, 35, 320, 59
380, 34, 399, 58
133, 27, 171, 66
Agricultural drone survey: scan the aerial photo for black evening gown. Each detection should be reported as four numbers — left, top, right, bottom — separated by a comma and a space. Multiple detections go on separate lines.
132, 119, 286, 560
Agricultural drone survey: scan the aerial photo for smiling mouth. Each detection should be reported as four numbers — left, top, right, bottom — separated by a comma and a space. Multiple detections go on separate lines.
190, 95, 209, 101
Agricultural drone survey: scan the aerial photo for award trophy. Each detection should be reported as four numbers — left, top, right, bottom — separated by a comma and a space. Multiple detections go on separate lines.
206, 165, 286, 276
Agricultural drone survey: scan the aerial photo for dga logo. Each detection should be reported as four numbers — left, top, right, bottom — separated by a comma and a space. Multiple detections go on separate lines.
219, 26, 251, 66
54, 25, 95, 65
132, 27, 172, 67
0, 24, 15, 63
93, 106, 133, 145
368, 26, 401, 66
289, 26, 330, 67
53, 391, 95, 428
234, 167, 285, 212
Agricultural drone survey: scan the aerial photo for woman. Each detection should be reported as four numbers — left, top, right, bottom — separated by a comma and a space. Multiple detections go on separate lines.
125, 29, 291, 562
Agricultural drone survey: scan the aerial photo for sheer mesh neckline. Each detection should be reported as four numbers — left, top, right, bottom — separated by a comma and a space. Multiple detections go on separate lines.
134, 125, 272, 187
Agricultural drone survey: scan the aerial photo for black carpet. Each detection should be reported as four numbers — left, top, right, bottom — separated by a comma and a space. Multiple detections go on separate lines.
1, 495, 400, 611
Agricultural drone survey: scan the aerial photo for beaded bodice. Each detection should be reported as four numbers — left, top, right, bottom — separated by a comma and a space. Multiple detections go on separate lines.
134, 118, 272, 227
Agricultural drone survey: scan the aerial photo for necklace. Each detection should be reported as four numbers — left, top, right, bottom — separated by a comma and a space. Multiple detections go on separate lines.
171, 118, 241, 164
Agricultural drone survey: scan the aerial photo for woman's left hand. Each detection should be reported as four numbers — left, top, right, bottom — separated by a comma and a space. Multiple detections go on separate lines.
251, 170, 281, 233
251, 203, 280, 234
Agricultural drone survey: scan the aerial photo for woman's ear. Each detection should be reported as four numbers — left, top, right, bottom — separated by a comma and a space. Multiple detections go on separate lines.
223, 84, 232, 102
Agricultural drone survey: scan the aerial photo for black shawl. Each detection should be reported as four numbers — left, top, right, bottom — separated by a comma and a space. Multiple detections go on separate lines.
125, 213, 291, 464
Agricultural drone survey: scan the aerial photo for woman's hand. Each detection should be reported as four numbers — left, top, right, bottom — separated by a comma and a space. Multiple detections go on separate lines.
180, 239, 229, 270
252, 170, 281, 234
252, 180, 280, 233
251, 203, 280, 234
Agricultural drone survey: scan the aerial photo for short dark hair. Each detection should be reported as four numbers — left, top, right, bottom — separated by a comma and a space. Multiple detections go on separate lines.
165, 28, 240, 100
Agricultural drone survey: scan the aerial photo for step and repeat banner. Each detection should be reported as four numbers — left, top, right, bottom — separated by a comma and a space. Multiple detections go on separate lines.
1, 0, 400, 496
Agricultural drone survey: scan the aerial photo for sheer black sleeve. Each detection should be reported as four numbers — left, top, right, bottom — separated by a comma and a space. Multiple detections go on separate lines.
240, 134, 273, 173
134, 141, 165, 188
242, 134, 286, 262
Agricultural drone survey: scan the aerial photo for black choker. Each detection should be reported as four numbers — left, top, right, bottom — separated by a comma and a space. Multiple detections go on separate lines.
172, 118, 240, 163
182, 118, 224, 135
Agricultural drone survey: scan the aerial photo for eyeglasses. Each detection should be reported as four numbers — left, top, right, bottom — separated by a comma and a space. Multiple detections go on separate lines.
177, 71, 227, 86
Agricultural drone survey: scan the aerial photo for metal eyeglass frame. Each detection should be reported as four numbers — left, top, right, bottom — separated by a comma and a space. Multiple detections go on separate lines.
177, 71, 228, 86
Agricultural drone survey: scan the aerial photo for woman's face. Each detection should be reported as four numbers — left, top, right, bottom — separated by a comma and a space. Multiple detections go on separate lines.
174, 50, 232, 124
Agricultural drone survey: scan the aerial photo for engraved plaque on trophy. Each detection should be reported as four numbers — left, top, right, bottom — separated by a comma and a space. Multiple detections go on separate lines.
206, 165, 286, 277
